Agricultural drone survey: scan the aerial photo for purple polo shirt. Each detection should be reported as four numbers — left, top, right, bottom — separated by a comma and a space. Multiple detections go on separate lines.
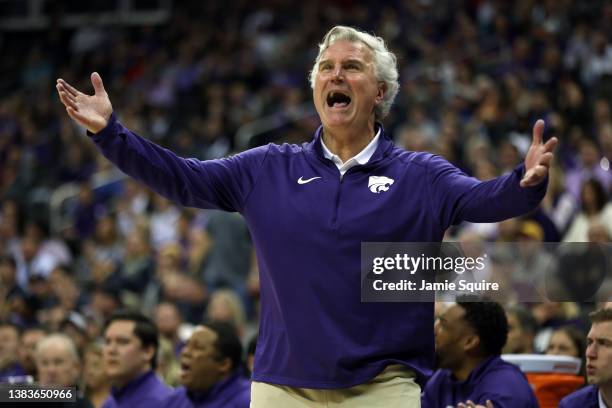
421, 356, 539, 408
161, 372, 250, 408
101, 370, 171, 408
92, 114, 547, 389
558, 385, 599, 408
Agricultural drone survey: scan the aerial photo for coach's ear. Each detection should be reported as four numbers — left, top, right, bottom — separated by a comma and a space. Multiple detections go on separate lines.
375, 81, 386, 104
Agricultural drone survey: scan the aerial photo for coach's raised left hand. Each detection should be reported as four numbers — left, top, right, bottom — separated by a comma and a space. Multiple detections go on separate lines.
520, 119, 558, 188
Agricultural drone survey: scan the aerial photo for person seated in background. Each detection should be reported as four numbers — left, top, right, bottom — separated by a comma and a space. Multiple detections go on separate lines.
421, 299, 538, 408
0, 321, 25, 381
162, 322, 250, 408
547, 326, 586, 358
559, 308, 612, 407
205, 289, 247, 338
154, 301, 185, 358
36, 333, 93, 407
101, 310, 171, 408
503, 305, 538, 354
18, 325, 47, 381
83, 342, 111, 408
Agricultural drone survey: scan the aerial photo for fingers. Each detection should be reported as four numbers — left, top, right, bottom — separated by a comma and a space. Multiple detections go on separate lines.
57, 86, 79, 111
56, 78, 81, 97
532, 119, 545, 145
487, 400, 494, 408
520, 165, 547, 187
65, 106, 87, 124
91, 72, 107, 95
457, 400, 480, 408
540, 151, 554, 167
543, 136, 558, 153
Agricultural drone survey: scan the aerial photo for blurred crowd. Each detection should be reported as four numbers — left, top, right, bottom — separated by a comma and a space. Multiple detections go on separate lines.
1, 0, 612, 406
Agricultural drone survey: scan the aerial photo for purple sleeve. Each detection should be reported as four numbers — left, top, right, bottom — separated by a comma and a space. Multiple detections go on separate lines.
426, 155, 547, 228
91, 114, 269, 212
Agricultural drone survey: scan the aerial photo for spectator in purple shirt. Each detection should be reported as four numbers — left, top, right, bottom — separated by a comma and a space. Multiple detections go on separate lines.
56, 25, 557, 408
559, 308, 612, 407
422, 299, 538, 408
162, 321, 250, 408
101, 310, 171, 408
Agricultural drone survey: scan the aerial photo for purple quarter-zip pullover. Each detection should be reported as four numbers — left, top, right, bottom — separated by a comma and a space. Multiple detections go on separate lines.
91, 114, 546, 389
101, 370, 171, 408
558, 385, 599, 408
161, 372, 251, 408
421, 356, 539, 408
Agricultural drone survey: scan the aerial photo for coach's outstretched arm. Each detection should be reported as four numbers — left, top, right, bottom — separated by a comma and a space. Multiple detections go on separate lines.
55, 73, 267, 213
56, 72, 112, 134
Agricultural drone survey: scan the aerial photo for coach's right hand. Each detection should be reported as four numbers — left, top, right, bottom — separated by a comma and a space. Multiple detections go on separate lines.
56, 72, 113, 134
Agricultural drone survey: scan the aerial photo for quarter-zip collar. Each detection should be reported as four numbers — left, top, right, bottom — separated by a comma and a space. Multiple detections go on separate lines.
305, 122, 395, 171
321, 127, 381, 176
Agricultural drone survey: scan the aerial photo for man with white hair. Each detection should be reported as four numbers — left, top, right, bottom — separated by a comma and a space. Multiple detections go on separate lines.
56, 25, 556, 407
36, 334, 81, 387
36, 333, 93, 408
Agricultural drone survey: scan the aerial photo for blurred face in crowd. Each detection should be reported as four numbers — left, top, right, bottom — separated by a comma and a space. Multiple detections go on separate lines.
434, 304, 474, 371
103, 320, 154, 388
0, 325, 19, 370
155, 303, 182, 339
0, 260, 16, 286
19, 328, 46, 375
547, 330, 579, 358
84, 347, 109, 390
180, 326, 230, 392
503, 311, 532, 354
37, 340, 80, 386
586, 321, 612, 386
313, 40, 384, 132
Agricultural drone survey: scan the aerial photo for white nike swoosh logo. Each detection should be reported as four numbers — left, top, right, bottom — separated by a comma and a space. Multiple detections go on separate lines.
297, 176, 322, 184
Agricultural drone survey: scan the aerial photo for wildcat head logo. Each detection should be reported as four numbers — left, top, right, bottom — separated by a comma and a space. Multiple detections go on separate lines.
368, 176, 394, 193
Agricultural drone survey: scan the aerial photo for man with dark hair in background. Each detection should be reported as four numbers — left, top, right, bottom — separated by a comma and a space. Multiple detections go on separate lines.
422, 299, 538, 408
559, 308, 612, 407
0, 321, 25, 381
162, 321, 250, 408
18, 325, 47, 380
101, 310, 171, 408
503, 305, 538, 354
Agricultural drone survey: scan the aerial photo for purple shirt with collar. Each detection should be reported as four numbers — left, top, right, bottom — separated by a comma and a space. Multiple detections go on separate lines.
101, 370, 171, 408
161, 372, 250, 408
558, 385, 600, 408
92, 115, 547, 389
421, 356, 539, 408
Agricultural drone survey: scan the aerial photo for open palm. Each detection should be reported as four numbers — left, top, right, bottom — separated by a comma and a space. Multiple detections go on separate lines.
56, 72, 113, 134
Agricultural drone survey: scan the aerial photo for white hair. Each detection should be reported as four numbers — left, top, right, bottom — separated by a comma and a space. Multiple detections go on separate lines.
309, 26, 400, 120
36, 333, 80, 363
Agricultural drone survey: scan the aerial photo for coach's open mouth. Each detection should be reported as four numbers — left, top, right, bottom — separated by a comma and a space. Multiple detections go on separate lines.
326, 91, 351, 108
